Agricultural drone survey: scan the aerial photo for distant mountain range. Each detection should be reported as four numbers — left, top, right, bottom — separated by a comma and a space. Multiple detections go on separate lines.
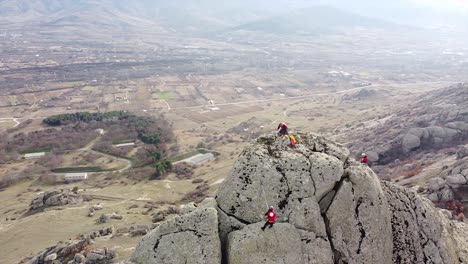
0, 0, 466, 35
231, 6, 401, 35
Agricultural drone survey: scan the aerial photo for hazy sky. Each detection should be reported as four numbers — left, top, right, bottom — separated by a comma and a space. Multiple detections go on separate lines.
409, 0, 468, 11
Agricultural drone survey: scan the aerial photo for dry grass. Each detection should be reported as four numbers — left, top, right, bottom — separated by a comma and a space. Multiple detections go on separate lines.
402, 164, 423, 179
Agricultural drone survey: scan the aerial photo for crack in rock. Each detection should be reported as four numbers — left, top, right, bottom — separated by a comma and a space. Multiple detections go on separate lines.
153, 229, 200, 253
354, 196, 366, 255
217, 205, 251, 225
276, 166, 292, 211
322, 211, 344, 264
318, 176, 348, 214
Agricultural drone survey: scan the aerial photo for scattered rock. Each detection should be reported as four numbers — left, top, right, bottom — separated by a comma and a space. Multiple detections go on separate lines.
85, 248, 115, 263
92, 204, 104, 210
130, 228, 148, 237
402, 163, 416, 172
74, 253, 86, 263
428, 177, 446, 191
446, 174, 467, 186
110, 213, 123, 220
95, 214, 109, 224
151, 211, 165, 223
44, 253, 57, 261
457, 145, 468, 159
440, 187, 454, 202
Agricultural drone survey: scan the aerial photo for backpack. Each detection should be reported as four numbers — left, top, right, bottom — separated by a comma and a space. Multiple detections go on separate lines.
289, 135, 297, 147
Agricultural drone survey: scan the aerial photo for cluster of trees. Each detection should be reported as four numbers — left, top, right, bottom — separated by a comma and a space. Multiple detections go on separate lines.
43, 111, 178, 179
0, 126, 99, 163
43, 111, 130, 126
43, 111, 173, 145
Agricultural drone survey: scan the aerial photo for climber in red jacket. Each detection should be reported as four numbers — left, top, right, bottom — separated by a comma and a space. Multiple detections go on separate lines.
361, 153, 369, 165
277, 122, 288, 137
261, 206, 276, 231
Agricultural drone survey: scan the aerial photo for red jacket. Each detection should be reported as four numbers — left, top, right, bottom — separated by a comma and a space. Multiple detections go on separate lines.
361, 156, 368, 164
278, 123, 288, 131
266, 209, 276, 223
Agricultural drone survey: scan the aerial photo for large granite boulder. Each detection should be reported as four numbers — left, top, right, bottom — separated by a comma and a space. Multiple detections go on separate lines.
325, 165, 392, 264
29, 189, 91, 211
128, 133, 468, 264
383, 182, 467, 263
402, 134, 421, 152
227, 222, 333, 264
131, 207, 221, 264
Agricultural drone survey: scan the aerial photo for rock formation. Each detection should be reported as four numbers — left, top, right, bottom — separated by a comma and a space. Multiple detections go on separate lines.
29, 189, 92, 211
132, 206, 221, 264
21, 227, 115, 264
131, 133, 468, 264
426, 156, 468, 205
345, 84, 468, 165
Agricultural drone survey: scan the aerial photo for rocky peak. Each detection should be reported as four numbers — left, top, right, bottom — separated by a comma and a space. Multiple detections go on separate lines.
131, 133, 468, 264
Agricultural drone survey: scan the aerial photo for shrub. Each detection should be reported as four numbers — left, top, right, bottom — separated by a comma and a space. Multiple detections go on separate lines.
174, 163, 194, 179
181, 184, 210, 203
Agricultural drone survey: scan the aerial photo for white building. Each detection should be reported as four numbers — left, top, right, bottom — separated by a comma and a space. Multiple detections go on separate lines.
64, 173, 88, 181
113, 142, 135, 148
24, 152, 46, 160
187, 153, 215, 166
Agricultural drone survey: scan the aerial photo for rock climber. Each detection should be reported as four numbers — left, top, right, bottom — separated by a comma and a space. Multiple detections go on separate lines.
361, 153, 369, 165
289, 134, 297, 148
277, 122, 289, 137
261, 206, 276, 231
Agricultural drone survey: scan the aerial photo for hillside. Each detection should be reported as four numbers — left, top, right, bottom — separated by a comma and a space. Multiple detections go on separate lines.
231, 6, 400, 35
0, 0, 408, 35
342, 84, 468, 167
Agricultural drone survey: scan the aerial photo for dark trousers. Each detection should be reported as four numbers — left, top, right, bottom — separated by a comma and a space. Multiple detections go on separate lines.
278, 129, 288, 136
262, 221, 274, 230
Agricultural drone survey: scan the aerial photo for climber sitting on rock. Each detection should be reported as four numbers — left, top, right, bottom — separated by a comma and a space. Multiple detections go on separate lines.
261, 206, 276, 231
277, 122, 289, 137
361, 153, 368, 165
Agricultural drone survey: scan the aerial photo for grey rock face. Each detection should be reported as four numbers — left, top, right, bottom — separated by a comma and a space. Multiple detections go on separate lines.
428, 177, 446, 191
402, 134, 421, 152
326, 166, 392, 264
382, 182, 467, 263
408, 127, 429, 139
446, 174, 467, 186
439, 187, 454, 202
457, 145, 468, 159
366, 151, 379, 162
227, 223, 333, 264
131, 207, 221, 264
